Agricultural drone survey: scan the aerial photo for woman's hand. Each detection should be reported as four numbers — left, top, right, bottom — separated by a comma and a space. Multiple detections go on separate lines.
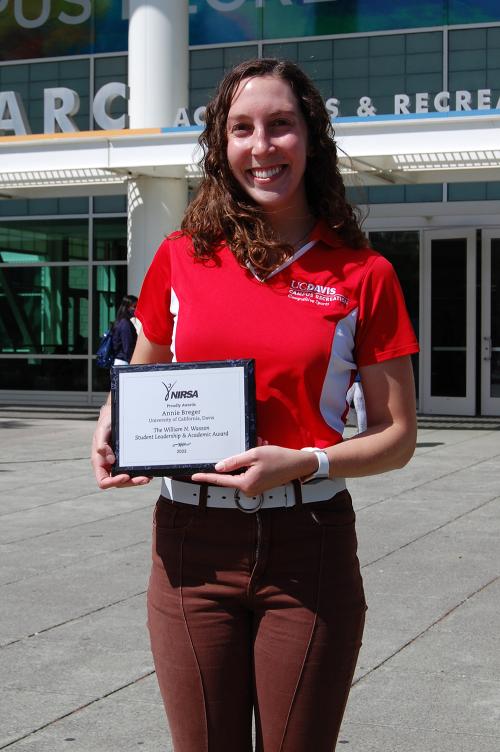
192, 355, 418, 493
91, 331, 172, 490
191, 444, 319, 496
91, 403, 152, 490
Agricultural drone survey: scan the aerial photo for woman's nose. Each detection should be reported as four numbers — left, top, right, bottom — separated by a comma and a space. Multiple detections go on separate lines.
251, 127, 273, 156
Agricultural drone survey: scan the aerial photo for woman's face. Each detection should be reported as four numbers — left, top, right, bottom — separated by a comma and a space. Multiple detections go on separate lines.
226, 75, 309, 219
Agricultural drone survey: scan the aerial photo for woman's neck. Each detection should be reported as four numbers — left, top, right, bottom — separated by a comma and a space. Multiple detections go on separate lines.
266, 212, 316, 248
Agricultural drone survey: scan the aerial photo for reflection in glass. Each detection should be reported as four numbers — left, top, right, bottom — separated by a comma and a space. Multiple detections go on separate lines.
92, 361, 111, 393
92, 265, 128, 350
490, 239, 500, 397
431, 350, 467, 397
0, 197, 89, 218
431, 239, 467, 397
0, 61, 90, 133
0, 359, 87, 391
0, 220, 88, 263
93, 218, 127, 261
266, 32, 442, 117
93, 196, 127, 214
369, 231, 419, 331
369, 231, 420, 392
491, 354, 500, 398
94, 56, 127, 128
0, 212, 128, 394
0, 266, 88, 354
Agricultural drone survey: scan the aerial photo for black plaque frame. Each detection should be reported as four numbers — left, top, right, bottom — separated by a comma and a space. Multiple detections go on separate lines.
111, 359, 256, 477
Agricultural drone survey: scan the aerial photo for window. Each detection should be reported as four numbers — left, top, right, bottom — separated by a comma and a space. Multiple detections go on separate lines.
189, 45, 258, 114
0, 59, 90, 135
93, 55, 128, 129
0, 204, 127, 397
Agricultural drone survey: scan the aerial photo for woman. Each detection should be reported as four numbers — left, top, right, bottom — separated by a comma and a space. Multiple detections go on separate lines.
92, 59, 418, 752
112, 294, 138, 365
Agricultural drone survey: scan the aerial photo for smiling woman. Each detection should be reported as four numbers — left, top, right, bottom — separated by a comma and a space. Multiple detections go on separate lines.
91, 58, 419, 752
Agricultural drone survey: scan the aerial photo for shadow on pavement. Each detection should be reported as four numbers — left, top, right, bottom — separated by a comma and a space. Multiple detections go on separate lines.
0, 420, 32, 429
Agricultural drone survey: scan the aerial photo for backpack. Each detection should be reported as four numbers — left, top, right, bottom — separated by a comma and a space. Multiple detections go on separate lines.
96, 326, 115, 369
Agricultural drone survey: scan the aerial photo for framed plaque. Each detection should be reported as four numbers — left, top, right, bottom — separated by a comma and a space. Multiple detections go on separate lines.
111, 359, 256, 477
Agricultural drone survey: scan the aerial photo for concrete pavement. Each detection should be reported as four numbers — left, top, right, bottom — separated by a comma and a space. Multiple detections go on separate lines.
0, 406, 499, 751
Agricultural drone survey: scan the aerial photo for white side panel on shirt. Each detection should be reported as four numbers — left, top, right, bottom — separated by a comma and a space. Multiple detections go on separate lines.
319, 307, 358, 434
170, 287, 179, 362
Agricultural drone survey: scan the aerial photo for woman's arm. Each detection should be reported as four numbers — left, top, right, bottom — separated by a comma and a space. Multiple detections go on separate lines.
320, 354, 417, 477
91, 330, 172, 489
191, 356, 417, 495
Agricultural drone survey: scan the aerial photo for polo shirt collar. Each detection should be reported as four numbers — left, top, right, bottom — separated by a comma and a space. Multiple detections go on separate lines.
309, 218, 344, 248
245, 218, 342, 281
252, 237, 317, 281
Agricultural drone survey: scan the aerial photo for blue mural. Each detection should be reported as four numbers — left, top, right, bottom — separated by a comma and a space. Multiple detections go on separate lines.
0, 0, 499, 61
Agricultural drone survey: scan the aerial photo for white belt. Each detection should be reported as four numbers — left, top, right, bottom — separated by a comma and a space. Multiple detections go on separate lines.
161, 476, 346, 513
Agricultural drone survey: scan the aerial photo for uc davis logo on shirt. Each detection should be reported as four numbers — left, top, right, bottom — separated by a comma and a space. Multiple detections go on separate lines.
288, 280, 349, 307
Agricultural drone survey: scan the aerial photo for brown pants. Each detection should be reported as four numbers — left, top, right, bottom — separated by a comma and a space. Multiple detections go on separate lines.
147, 490, 366, 752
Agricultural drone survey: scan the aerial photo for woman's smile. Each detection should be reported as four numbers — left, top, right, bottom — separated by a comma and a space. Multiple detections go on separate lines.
249, 165, 286, 180
248, 164, 287, 182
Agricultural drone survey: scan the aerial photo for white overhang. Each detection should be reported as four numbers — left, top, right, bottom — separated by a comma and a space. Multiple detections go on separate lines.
336, 109, 500, 186
0, 110, 499, 198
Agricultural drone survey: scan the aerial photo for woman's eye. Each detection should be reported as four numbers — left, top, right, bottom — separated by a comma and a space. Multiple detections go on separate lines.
231, 123, 251, 133
272, 118, 290, 127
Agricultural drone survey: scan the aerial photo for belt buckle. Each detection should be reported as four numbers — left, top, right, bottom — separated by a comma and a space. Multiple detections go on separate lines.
234, 488, 264, 514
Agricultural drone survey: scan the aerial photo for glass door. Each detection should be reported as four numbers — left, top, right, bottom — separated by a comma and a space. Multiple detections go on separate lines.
481, 231, 500, 416
421, 230, 476, 415
368, 230, 420, 398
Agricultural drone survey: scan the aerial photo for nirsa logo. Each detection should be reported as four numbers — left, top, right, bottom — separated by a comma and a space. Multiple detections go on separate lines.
162, 381, 199, 401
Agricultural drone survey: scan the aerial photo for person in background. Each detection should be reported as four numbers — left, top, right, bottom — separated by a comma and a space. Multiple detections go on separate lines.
91, 58, 419, 751
112, 294, 138, 365
346, 372, 367, 434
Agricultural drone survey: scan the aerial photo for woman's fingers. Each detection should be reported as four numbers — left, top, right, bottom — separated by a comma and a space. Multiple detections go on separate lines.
191, 447, 258, 485
91, 409, 135, 488
214, 450, 256, 473
190, 470, 249, 487
95, 440, 115, 465
191, 445, 318, 496
98, 473, 152, 489
91, 380, 160, 491
92, 436, 152, 489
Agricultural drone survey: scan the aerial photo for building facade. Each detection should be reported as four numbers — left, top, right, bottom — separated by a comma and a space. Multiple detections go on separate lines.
0, 0, 499, 416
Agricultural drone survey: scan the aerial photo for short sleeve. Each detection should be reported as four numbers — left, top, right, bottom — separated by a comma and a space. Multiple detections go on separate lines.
134, 238, 173, 346
355, 255, 419, 367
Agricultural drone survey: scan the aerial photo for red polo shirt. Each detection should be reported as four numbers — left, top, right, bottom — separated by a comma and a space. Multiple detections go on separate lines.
135, 221, 418, 450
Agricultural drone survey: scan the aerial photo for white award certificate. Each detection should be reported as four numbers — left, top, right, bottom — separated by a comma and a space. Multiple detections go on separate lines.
111, 360, 256, 476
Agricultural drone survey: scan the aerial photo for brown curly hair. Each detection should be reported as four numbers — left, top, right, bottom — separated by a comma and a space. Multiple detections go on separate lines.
182, 58, 367, 274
